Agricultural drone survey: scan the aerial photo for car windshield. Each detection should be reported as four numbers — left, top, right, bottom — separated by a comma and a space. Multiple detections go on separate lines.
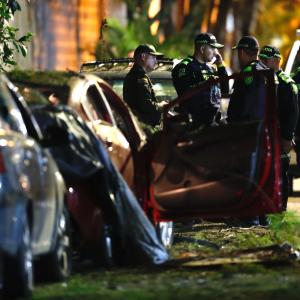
17, 86, 49, 106
81, 59, 178, 103
107, 77, 177, 103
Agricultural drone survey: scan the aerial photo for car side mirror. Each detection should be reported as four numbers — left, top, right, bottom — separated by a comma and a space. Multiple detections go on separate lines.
41, 125, 70, 147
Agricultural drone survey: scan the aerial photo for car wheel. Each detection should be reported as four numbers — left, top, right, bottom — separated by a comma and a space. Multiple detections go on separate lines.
3, 217, 33, 298
36, 207, 72, 282
156, 221, 174, 248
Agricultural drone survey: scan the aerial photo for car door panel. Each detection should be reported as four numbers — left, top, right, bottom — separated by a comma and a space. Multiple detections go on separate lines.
151, 70, 281, 220
91, 119, 134, 188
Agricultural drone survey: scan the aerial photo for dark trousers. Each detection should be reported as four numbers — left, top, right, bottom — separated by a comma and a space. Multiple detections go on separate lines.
281, 154, 290, 211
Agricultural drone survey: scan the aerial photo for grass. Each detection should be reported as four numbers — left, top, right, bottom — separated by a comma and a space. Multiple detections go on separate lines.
33, 212, 300, 300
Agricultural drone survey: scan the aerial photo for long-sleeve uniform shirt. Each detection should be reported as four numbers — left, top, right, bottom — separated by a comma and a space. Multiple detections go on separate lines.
172, 56, 229, 126
276, 69, 298, 141
123, 63, 161, 127
227, 60, 267, 122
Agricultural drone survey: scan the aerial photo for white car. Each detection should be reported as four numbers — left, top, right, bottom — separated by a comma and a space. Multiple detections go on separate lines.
284, 29, 300, 75
0, 75, 72, 298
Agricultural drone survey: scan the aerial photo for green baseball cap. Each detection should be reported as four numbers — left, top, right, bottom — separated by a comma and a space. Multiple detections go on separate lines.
259, 45, 281, 59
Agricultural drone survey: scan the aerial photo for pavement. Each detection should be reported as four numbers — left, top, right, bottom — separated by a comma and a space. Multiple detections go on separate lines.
288, 178, 300, 216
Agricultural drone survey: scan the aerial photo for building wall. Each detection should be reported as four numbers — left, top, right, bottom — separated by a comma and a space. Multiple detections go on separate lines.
11, 0, 36, 69
12, 0, 127, 70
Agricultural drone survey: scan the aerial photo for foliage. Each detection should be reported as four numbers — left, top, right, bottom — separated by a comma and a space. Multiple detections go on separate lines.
254, 0, 300, 61
269, 211, 300, 247
8, 69, 73, 87
96, 17, 157, 60
0, 0, 32, 71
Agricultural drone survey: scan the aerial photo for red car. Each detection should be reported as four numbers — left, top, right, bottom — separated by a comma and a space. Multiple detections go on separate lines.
9, 68, 282, 249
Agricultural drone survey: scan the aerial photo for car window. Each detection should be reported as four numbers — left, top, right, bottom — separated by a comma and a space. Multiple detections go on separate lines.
97, 82, 130, 136
107, 77, 177, 103
151, 78, 177, 102
17, 86, 49, 106
81, 84, 112, 124
7, 85, 43, 141
96, 81, 145, 149
109, 79, 123, 98
0, 80, 27, 135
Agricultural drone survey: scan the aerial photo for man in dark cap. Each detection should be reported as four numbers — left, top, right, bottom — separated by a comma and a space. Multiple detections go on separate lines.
172, 32, 229, 127
259, 45, 299, 211
227, 36, 268, 122
227, 36, 269, 227
123, 44, 165, 132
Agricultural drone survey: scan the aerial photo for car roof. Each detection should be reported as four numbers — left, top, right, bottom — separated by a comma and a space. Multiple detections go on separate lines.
80, 58, 175, 79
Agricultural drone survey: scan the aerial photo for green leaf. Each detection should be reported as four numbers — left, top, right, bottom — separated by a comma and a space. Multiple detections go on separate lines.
3, 43, 13, 57
6, 60, 17, 65
19, 44, 28, 57
18, 32, 33, 43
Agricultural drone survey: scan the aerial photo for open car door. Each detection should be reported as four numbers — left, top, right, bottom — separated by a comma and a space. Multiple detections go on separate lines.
151, 69, 282, 221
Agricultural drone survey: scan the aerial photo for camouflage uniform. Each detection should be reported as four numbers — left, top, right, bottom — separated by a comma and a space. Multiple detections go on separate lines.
123, 63, 160, 127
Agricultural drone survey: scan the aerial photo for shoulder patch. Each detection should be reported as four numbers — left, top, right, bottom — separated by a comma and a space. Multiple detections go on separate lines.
243, 65, 252, 72
137, 77, 148, 85
244, 75, 253, 85
278, 71, 294, 84
177, 67, 186, 78
243, 65, 253, 85
291, 83, 298, 95
181, 57, 193, 65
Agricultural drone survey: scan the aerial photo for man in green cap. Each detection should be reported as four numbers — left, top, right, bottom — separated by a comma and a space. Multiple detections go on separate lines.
123, 44, 165, 132
172, 32, 229, 127
259, 45, 299, 211
291, 47, 300, 167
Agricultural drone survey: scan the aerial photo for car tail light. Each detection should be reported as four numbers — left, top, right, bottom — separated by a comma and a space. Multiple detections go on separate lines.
0, 151, 6, 173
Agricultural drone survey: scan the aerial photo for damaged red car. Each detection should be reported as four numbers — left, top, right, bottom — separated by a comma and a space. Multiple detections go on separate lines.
9, 68, 282, 250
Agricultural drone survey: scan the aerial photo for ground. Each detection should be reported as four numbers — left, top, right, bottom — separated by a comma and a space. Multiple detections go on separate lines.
32, 197, 300, 300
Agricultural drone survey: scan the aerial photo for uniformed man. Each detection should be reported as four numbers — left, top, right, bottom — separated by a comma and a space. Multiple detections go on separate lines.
171, 32, 229, 126
259, 45, 299, 211
227, 36, 267, 122
291, 47, 300, 166
228, 36, 268, 227
123, 44, 165, 130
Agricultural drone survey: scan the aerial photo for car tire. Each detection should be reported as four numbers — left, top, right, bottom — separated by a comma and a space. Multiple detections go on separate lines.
36, 206, 72, 282
156, 221, 174, 248
3, 217, 33, 298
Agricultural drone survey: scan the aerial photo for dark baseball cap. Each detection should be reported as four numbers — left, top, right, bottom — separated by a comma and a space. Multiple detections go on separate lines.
259, 45, 281, 59
232, 36, 259, 50
133, 44, 163, 58
194, 33, 224, 48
